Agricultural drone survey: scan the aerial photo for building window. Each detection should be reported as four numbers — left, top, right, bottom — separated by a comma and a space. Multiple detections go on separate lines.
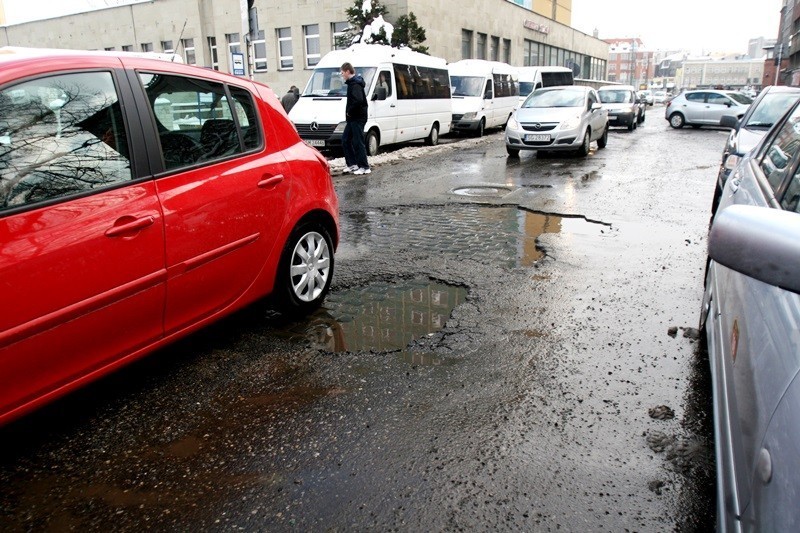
503, 39, 511, 64
278, 27, 293, 70
461, 29, 473, 60
141, 42, 153, 53
122, 45, 133, 52
332, 21, 349, 50
226, 33, 241, 55
161, 40, 174, 54
304, 24, 321, 68
490, 36, 499, 62
104, 47, 116, 51
253, 30, 267, 72
208, 37, 219, 70
182, 38, 196, 65
476, 33, 487, 60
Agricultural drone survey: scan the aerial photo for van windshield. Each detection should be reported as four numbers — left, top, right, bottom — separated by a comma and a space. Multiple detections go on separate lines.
450, 76, 485, 97
303, 67, 376, 97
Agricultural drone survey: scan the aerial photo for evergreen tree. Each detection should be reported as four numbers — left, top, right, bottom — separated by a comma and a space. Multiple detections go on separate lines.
335, 0, 429, 54
391, 13, 428, 55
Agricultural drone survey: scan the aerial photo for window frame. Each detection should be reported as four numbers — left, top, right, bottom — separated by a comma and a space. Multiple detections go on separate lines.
277, 27, 294, 70
304, 24, 321, 68
252, 30, 268, 72
182, 38, 196, 65
207, 37, 219, 71
332, 21, 349, 50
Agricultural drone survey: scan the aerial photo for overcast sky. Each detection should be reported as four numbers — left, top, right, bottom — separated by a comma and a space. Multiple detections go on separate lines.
3, 0, 786, 55
571, 0, 784, 53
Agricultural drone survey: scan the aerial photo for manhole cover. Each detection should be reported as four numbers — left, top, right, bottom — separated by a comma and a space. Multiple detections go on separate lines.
451, 186, 512, 197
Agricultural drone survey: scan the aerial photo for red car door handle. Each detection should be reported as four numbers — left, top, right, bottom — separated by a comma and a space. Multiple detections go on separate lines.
258, 174, 284, 189
105, 216, 155, 237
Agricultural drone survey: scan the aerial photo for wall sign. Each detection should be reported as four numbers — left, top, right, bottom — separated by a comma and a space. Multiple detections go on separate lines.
523, 19, 550, 35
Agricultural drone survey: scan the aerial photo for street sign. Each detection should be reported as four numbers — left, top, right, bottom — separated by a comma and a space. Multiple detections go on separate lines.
231, 52, 245, 76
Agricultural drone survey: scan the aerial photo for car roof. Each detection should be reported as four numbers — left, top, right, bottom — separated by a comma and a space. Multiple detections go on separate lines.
0, 46, 182, 65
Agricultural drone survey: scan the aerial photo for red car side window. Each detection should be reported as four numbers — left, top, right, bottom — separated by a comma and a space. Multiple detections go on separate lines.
0, 72, 132, 213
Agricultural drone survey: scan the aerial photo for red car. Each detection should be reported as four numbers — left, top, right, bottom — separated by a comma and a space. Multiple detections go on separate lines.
0, 48, 339, 425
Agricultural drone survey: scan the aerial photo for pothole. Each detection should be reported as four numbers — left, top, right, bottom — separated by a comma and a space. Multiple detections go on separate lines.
277, 279, 467, 365
451, 186, 513, 197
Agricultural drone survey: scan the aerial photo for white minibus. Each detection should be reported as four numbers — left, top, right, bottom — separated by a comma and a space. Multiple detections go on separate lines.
517, 66, 574, 103
289, 44, 452, 156
448, 60, 519, 136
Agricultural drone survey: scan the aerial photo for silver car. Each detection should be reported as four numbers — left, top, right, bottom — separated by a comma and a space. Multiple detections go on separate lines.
598, 84, 643, 131
665, 89, 752, 129
712, 85, 800, 214
701, 98, 800, 531
505, 86, 609, 157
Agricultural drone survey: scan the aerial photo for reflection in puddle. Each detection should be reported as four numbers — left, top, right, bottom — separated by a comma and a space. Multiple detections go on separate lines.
516, 210, 608, 265
451, 186, 512, 197
281, 280, 467, 365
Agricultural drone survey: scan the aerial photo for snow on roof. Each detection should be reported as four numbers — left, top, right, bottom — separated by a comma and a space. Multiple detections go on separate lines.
315, 43, 447, 69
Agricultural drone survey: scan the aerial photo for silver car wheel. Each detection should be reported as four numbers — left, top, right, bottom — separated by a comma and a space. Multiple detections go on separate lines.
289, 231, 331, 303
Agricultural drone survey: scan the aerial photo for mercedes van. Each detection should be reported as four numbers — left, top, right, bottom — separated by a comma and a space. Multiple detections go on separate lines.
448, 60, 519, 136
289, 44, 452, 156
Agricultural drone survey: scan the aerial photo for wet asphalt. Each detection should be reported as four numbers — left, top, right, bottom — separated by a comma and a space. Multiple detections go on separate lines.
0, 109, 726, 531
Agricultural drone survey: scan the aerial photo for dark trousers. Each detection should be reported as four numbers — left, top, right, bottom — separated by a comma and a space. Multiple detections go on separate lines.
342, 120, 369, 169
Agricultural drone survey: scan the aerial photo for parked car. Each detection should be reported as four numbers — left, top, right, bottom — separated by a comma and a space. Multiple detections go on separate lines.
638, 90, 654, 106
701, 97, 800, 532
505, 85, 608, 157
712, 85, 800, 214
665, 89, 752, 129
0, 47, 339, 425
653, 90, 668, 104
598, 84, 644, 130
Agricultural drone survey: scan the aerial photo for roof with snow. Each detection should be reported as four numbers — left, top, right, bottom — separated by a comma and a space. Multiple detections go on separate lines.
315, 44, 448, 69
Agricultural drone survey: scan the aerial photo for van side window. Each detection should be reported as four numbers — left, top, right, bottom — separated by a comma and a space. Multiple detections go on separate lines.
492, 73, 519, 97
484, 80, 493, 99
0, 71, 132, 212
139, 73, 244, 171
375, 70, 392, 98
392, 63, 450, 100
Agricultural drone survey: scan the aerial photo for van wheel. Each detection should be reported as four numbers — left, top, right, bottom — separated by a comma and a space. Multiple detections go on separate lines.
477, 118, 485, 137
366, 129, 380, 156
576, 130, 591, 156
669, 113, 685, 129
276, 222, 334, 317
425, 124, 439, 146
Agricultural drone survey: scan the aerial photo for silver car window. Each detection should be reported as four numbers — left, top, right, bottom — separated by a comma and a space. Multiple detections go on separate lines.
759, 104, 800, 193
781, 168, 800, 213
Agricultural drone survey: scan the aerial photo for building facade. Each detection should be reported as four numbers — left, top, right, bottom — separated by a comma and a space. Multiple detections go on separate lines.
678, 59, 765, 90
604, 38, 654, 89
0, 0, 607, 92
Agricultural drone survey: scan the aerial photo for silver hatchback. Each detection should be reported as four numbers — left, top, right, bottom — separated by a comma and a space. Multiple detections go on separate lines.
665, 89, 752, 129
701, 98, 800, 531
505, 86, 609, 157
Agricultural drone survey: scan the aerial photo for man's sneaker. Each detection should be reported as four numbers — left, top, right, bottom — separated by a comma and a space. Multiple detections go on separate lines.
342, 165, 359, 174
353, 167, 371, 175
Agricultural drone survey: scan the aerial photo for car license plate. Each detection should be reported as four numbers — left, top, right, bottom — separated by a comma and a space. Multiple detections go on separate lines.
525, 134, 550, 142
306, 139, 326, 147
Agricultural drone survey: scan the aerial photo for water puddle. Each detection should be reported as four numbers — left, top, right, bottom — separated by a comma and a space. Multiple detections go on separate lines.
279, 280, 467, 365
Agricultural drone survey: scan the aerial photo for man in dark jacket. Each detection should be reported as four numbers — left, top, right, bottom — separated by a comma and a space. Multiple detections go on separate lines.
281, 85, 299, 113
340, 62, 370, 174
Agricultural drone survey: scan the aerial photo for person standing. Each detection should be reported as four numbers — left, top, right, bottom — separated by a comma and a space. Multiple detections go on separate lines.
281, 85, 299, 113
340, 62, 370, 175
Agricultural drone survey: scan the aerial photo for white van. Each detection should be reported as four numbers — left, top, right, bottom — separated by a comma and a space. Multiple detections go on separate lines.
448, 60, 519, 136
517, 66, 574, 104
289, 44, 452, 156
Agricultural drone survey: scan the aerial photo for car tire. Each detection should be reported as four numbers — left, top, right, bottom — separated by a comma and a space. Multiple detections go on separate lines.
669, 113, 685, 129
506, 145, 520, 157
597, 125, 608, 149
628, 119, 635, 131
477, 118, 485, 137
576, 130, 591, 156
425, 123, 439, 146
639, 110, 646, 123
366, 129, 380, 157
275, 223, 335, 317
